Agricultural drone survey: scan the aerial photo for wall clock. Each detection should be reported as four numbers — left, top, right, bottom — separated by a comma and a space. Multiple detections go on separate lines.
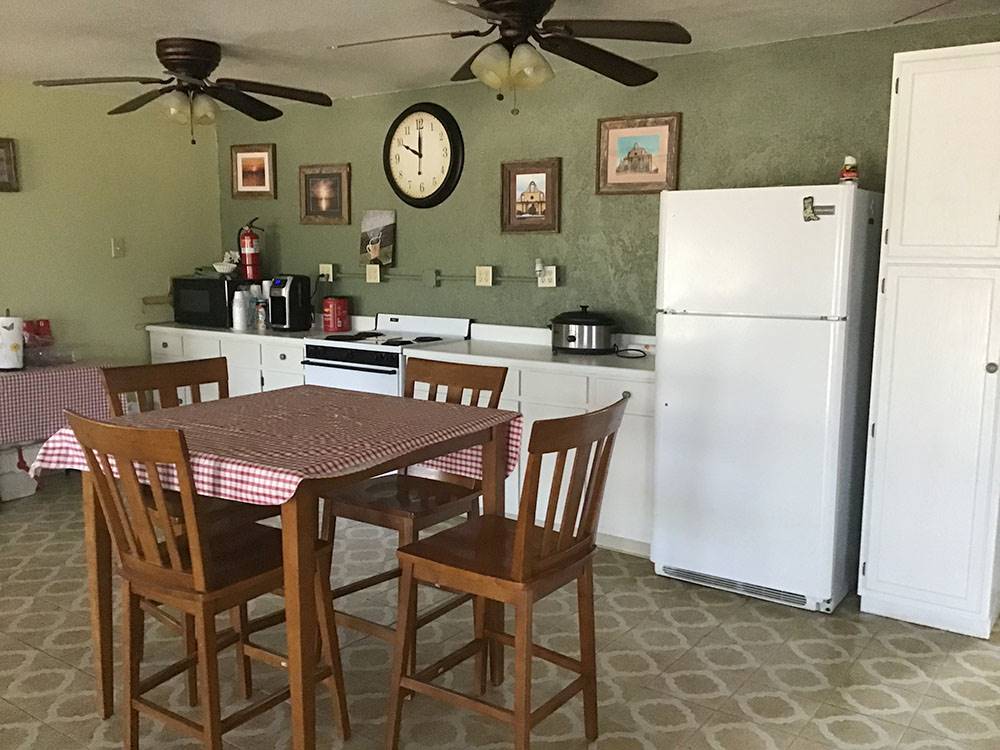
383, 102, 464, 209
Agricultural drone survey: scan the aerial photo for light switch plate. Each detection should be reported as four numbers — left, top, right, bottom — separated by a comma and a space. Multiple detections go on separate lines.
537, 265, 557, 288
365, 264, 381, 284
318, 263, 334, 280
475, 266, 493, 287
111, 237, 125, 259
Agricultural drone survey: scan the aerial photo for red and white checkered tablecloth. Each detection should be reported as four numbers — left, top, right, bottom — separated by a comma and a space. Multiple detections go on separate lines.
1, 363, 112, 448
31, 385, 521, 506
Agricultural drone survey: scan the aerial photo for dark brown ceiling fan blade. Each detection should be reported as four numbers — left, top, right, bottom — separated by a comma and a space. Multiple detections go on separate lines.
206, 85, 283, 121
331, 28, 492, 50
537, 35, 657, 86
893, 0, 959, 24
34, 76, 172, 87
215, 78, 332, 106
107, 86, 176, 115
433, 0, 504, 22
451, 42, 494, 81
541, 19, 691, 44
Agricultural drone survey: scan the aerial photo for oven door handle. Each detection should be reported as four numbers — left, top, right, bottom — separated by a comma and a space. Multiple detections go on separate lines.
302, 360, 399, 375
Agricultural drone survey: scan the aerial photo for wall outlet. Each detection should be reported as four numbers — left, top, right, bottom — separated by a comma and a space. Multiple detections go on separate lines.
475, 266, 494, 287
365, 264, 381, 284
318, 263, 334, 281
111, 237, 125, 259
537, 265, 557, 288
423, 269, 439, 288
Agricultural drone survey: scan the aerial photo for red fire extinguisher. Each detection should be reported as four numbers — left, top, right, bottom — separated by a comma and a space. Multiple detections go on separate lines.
238, 218, 263, 281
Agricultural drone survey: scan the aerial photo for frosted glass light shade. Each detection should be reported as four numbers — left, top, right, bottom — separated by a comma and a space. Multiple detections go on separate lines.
510, 43, 554, 90
470, 43, 511, 91
192, 94, 218, 125
162, 90, 190, 124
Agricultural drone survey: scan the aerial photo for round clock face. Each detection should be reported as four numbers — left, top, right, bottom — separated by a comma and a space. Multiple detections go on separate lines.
383, 103, 464, 208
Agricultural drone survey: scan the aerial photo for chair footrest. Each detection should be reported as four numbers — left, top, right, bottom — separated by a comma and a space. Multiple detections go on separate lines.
485, 629, 584, 674
400, 677, 514, 725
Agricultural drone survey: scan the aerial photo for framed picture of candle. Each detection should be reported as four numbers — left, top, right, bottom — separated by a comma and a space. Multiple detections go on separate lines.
299, 163, 351, 225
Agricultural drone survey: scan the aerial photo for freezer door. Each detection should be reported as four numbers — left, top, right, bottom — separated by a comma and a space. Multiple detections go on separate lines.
652, 313, 845, 600
658, 185, 854, 318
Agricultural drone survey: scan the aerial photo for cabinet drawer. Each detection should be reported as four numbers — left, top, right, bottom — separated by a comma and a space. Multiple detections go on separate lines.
262, 342, 304, 374
262, 369, 305, 391
149, 331, 182, 358
221, 339, 261, 369
520, 369, 587, 406
592, 378, 655, 416
182, 335, 221, 360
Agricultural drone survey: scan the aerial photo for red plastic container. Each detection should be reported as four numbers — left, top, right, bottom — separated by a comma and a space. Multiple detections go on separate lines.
322, 297, 350, 333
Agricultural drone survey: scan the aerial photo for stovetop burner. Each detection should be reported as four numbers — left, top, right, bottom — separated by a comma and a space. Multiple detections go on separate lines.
324, 331, 383, 342
414, 336, 442, 343
382, 338, 413, 346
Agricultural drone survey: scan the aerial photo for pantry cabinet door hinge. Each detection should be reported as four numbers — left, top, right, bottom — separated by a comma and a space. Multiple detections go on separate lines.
881, 277, 886, 294
870, 422, 876, 438
862, 562, 867, 577
260, 374, 265, 389
894, 77, 899, 94
884, 228, 889, 245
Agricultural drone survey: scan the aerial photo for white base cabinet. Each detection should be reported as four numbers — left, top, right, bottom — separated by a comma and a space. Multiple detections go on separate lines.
859, 42, 1000, 638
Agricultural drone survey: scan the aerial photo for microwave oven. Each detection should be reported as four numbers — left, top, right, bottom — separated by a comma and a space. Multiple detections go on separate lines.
171, 276, 239, 328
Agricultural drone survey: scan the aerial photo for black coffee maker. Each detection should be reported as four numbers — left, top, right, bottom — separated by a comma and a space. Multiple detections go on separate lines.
268, 275, 312, 331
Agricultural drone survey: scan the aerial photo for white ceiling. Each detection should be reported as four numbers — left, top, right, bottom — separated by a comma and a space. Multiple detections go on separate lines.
3, 0, 999, 99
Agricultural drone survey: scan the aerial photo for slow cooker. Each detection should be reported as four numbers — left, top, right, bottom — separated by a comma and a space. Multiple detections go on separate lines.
549, 305, 616, 354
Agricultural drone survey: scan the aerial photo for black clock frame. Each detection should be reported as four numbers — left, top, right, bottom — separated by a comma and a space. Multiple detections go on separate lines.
382, 102, 465, 209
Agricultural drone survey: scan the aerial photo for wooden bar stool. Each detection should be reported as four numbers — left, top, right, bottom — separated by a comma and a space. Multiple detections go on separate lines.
101, 359, 280, 704
68, 413, 350, 750
384, 397, 628, 750
320, 358, 508, 646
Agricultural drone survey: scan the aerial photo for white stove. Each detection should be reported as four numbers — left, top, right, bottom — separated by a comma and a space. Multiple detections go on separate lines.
303, 313, 470, 396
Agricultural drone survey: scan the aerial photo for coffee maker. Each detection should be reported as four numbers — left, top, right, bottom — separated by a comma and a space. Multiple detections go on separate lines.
268, 275, 312, 331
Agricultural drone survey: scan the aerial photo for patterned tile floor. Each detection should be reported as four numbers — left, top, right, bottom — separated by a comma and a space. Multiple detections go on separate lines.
3, 474, 1000, 750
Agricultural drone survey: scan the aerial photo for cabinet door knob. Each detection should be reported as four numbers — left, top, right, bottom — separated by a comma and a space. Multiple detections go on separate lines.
279, 353, 287, 361
622, 390, 632, 399
988, 362, 999, 374
161, 342, 168, 349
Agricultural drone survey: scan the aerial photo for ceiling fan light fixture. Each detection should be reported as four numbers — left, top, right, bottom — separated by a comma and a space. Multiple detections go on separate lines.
470, 42, 511, 90
191, 93, 218, 125
161, 90, 190, 124
509, 43, 554, 90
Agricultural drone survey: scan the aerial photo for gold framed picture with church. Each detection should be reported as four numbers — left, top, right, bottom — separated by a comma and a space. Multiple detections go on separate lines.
501, 158, 561, 233
597, 112, 681, 195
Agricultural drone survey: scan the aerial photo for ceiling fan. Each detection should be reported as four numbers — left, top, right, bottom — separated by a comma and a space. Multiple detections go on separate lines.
336, 0, 692, 92
33, 37, 333, 125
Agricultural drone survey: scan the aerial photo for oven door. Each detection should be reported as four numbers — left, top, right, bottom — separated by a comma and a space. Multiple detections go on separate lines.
303, 345, 401, 396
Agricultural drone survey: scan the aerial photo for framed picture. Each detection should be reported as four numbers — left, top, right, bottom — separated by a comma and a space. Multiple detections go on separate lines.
231, 143, 276, 199
299, 163, 350, 225
501, 157, 561, 233
597, 113, 681, 195
0, 138, 19, 192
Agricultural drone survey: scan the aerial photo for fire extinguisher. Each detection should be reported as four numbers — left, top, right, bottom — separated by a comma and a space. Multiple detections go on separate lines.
237, 218, 263, 281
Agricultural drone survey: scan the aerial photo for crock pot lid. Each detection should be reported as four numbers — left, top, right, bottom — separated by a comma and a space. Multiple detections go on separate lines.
551, 305, 616, 325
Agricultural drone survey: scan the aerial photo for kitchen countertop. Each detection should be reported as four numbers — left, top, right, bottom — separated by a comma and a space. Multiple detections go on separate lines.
409, 339, 655, 378
146, 322, 323, 342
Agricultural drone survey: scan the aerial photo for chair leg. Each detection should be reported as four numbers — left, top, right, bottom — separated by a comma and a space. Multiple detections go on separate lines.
514, 593, 533, 750
122, 582, 142, 750
183, 614, 199, 707
315, 567, 351, 740
398, 522, 417, 676
578, 561, 599, 741
473, 595, 488, 696
467, 495, 480, 521
229, 606, 253, 700
385, 562, 417, 750
194, 610, 223, 750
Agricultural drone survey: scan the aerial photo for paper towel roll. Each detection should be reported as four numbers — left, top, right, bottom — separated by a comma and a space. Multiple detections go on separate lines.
0, 317, 24, 371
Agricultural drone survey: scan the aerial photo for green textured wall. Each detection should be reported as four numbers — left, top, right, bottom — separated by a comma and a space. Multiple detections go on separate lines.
217, 17, 1000, 335
0, 83, 221, 362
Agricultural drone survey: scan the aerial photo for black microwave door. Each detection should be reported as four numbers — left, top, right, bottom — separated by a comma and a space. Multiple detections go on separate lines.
173, 279, 232, 327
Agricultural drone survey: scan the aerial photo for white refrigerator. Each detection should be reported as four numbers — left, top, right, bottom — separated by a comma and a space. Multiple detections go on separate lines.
652, 184, 883, 612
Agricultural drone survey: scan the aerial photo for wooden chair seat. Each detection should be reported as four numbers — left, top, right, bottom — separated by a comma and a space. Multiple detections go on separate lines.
328, 474, 480, 524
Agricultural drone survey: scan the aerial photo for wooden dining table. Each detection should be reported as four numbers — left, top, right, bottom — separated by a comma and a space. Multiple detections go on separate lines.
30, 385, 521, 750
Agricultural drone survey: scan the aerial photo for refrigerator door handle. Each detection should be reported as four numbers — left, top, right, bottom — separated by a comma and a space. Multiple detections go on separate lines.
656, 309, 846, 322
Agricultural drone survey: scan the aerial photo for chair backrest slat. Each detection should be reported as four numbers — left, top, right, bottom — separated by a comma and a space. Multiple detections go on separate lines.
102, 358, 230, 416
511, 397, 628, 581
68, 412, 213, 592
404, 358, 508, 409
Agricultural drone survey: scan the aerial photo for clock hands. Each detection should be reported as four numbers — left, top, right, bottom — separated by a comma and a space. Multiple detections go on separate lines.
417, 127, 423, 176
402, 144, 420, 158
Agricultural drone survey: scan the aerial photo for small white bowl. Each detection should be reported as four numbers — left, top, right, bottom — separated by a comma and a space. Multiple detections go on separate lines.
213, 262, 238, 274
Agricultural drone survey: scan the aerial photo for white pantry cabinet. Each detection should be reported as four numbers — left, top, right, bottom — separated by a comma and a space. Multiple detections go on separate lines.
860, 42, 1000, 638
